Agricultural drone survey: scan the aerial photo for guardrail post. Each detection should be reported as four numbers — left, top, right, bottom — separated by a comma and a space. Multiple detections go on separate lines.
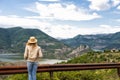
117, 68, 120, 77
49, 71, 53, 80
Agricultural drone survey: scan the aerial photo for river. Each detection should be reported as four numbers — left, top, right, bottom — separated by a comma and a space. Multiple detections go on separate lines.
0, 54, 67, 64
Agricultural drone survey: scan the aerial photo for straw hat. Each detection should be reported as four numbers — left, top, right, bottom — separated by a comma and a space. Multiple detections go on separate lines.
28, 36, 37, 43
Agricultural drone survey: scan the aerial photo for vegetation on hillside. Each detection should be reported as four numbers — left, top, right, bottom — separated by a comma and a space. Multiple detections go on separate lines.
0, 27, 72, 59
4, 50, 120, 80
67, 51, 120, 63
1, 27, 120, 80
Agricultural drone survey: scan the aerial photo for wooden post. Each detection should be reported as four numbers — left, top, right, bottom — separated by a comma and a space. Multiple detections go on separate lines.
49, 71, 53, 80
117, 68, 120, 77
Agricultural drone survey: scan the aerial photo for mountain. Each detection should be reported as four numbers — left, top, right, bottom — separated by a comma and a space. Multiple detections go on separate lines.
67, 45, 90, 58
2, 27, 119, 59
0, 27, 72, 59
61, 32, 120, 50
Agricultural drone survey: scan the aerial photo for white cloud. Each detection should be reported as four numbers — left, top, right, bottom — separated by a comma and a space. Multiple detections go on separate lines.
80, 25, 120, 35
88, 0, 111, 11
98, 25, 120, 33
88, 0, 120, 11
43, 25, 80, 39
0, 15, 50, 29
0, 15, 77, 38
25, 2, 101, 21
41, 24, 120, 39
117, 5, 120, 9
0, 11, 1, 13
0, 15, 120, 39
116, 19, 120, 22
39, 0, 60, 2
111, 0, 120, 6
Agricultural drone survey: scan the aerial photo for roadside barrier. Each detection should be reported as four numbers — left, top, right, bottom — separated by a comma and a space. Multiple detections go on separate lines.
0, 63, 120, 79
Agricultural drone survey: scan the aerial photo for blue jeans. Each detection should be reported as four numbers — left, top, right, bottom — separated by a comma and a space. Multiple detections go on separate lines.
27, 61, 38, 80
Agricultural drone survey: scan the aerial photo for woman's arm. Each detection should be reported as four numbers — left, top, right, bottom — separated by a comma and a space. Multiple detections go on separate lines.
24, 46, 28, 60
38, 47, 43, 58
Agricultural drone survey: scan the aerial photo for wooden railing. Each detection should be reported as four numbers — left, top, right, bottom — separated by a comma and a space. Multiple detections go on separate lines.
0, 63, 120, 79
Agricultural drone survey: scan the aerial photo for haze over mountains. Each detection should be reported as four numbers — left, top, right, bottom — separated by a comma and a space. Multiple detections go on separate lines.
0, 27, 120, 59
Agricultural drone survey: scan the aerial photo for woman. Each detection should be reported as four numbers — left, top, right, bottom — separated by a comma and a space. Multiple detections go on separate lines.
24, 36, 43, 80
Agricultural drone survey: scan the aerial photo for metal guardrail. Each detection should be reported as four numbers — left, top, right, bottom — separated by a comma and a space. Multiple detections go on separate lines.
0, 63, 120, 79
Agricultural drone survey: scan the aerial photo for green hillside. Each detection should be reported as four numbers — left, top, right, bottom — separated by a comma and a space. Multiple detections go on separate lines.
61, 33, 120, 50
4, 51, 120, 80
67, 51, 120, 63
0, 27, 71, 59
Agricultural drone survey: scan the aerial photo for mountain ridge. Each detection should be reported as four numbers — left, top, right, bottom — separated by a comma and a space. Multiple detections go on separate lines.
1, 27, 120, 59
61, 32, 120, 50
0, 27, 72, 59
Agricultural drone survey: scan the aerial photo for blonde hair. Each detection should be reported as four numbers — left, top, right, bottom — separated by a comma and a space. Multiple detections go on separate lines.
26, 42, 38, 48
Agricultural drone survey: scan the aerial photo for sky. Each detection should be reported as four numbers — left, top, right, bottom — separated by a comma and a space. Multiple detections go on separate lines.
0, 0, 120, 39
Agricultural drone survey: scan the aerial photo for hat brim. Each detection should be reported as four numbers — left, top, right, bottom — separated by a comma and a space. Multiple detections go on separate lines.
28, 39, 37, 43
